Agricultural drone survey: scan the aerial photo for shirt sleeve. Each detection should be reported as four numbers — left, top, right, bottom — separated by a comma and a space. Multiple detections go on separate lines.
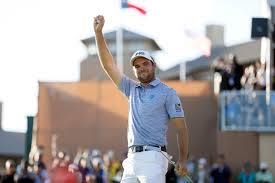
165, 89, 184, 119
118, 75, 136, 98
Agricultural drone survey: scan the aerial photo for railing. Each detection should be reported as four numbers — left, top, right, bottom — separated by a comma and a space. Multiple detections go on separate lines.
220, 90, 275, 132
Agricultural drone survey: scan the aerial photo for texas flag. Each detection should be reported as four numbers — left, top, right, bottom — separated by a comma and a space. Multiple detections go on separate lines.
121, 0, 147, 15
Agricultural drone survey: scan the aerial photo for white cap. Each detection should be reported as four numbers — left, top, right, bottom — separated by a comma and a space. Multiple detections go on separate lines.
130, 50, 155, 66
260, 162, 268, 169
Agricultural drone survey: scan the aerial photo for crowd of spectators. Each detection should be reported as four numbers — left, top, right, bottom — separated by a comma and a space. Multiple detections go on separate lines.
167, 154, 273, 183
213, 54, 267, 93
1, 148, 273, 183
0, 147, 123, 183
213, 54, 274, 129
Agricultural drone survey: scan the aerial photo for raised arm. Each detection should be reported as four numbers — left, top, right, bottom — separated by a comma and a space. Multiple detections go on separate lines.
93, 15, 122, 86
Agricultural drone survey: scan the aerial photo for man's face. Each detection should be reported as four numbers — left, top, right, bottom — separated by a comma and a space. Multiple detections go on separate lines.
217, 157, 225, 165
133, 58, 155, 84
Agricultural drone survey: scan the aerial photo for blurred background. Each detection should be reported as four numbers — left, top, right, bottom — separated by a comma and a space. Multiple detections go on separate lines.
0, 0, 274, 182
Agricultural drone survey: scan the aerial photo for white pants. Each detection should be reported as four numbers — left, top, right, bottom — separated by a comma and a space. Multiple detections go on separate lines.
121, 150, 169, 183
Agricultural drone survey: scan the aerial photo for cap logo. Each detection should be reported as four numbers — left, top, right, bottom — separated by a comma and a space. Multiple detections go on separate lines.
135, 51, 146, 56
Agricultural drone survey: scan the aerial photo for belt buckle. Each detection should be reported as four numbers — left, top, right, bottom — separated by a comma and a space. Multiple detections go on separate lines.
134, 146, 142, 153
130, 146, 135, 153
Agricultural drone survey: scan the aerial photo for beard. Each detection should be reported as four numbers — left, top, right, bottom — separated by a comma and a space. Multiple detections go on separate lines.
136, 71, 154, 83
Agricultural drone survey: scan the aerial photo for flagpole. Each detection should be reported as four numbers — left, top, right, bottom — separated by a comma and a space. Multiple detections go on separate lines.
116, 27, 123, 72
261, 0, 272, 127
261, 0, 271, 106
180, 62, 186, 81
118, 0, 146, 72
117, 1, 124, 73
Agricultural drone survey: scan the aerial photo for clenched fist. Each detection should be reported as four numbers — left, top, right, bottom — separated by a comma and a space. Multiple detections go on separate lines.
94, 15, 105, 33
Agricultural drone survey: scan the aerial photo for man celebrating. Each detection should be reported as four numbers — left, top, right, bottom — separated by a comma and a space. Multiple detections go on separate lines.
93, 15, 189, 183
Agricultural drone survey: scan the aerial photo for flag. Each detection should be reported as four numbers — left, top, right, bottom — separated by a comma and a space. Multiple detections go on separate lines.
121, 0, 147, 15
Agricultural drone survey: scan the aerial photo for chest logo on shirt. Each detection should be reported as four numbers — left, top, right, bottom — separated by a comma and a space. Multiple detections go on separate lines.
175, 103, 182, 112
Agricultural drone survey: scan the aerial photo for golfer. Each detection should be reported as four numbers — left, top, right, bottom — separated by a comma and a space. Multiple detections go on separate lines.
93, 15, 189, 183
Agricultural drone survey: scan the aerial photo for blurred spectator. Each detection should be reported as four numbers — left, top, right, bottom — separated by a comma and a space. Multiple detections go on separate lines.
196, 158, 208, 183
33, 161, 50, 183
254, 60, 266, 90
78, 157, 91, 183
33, 147, 47, 170
57, 151, 67, 167
103, 151, 113, 182
102, 151, 122, 183
237, 161, 256, 183
229, 54, 244, 90
210, 154, 231, 183
255, 162, 273, 183
91, 158, 106, 183
74, 147, 84, 165
16, 159, 36, 183
241, 65, 256, 90
2, 159, 17, 183
67, 163, 82, 183
86, 174, 97, 183
213, 57, 231, 91
51, 157, 60, 170
111, 164, 123, 183
186, 156, 196, 180
64, 153, 73, 167
51, 151, 72, 183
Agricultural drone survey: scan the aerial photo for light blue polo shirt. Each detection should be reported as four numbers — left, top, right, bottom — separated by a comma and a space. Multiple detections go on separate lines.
119, 75, 184, 147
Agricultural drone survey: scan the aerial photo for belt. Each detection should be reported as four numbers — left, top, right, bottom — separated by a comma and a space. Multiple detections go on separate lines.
129, 145, 167, 153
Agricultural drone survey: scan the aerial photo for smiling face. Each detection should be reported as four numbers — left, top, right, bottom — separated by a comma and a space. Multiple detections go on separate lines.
132, 57, 156, 84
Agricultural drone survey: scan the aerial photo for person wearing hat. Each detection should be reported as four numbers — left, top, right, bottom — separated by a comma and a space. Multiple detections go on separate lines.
93, 15, 189, 183
256, 162, 273, 183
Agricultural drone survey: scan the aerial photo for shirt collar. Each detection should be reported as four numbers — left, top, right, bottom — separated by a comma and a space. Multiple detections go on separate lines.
135, 78, 161, 87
